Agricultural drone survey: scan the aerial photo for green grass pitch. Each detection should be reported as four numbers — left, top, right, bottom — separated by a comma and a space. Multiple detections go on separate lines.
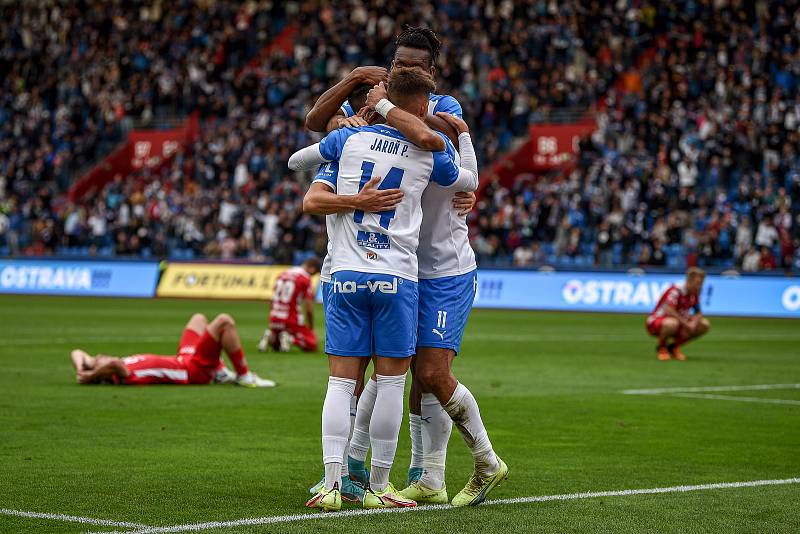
1, 295, 798, 533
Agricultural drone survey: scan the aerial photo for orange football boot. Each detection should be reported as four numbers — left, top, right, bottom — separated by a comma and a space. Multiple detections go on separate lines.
671, 346, 687, 361
657, 347, 671, 361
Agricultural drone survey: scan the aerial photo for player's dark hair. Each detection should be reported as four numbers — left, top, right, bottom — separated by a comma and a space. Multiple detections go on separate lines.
395, 24, 441, 68
347, 84, 372, 112
388, 67, 437, 103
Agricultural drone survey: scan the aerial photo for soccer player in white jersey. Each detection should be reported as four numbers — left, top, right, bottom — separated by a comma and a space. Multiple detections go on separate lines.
305, 26, 509, 508
288, 67, 479, 512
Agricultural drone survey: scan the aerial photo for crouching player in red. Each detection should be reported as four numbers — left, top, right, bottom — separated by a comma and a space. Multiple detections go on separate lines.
646, 267, 711, 361
258, 258, 321, 353
71, 313, 276, 387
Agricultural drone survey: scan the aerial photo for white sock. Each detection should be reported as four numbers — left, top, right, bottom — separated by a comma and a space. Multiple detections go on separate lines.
369, 374, 406, 492
321, 376, 356, 490
443, 383, 499, 476
341, 394, 357, 478
349, 378, 377, 462
409, 414, 424, 470
419, 393, 452, 490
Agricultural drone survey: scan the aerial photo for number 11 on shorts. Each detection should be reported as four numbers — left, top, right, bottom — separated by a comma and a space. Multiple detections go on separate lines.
437, 310, 447, 329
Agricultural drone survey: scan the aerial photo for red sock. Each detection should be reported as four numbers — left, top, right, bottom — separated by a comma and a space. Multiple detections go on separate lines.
228, 348, 249, 376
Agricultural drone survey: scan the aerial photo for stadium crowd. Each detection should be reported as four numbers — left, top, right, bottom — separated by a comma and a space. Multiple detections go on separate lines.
0, 0, 798, 272
472, 0, 800, 272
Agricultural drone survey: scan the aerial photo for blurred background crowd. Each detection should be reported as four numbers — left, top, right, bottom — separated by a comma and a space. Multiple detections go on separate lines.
1, 0, 798, 272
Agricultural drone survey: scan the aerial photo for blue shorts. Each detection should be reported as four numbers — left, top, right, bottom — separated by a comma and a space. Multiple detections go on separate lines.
321, 280, 332, 310
325, 270, 418, 358
417, 270, 477, 354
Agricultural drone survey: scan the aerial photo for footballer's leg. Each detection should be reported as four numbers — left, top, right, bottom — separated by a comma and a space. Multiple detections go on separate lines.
670, 317, 710, 361
184, 313, 208, 334
362, 274, 418, 509
406, 362, 425, 485
307, 355, 366, 511
308, 271, 372, 509
654, 317, 679, 361
292, 325, 319, 352
178, 314, 233, 383
412, 271, 507, 507
206, 314, 274, 387
399, 347, 453, 505
363, 356, 415, 508
344, 359, 375, 488
309, 282, 368, 501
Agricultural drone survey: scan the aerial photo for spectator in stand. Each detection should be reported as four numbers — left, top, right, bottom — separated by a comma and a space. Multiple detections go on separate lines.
759, 246, 778, 271
0, 1, 797, 274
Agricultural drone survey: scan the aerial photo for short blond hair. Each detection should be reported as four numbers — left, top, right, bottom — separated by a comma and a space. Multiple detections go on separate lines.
687, 267, 706, 279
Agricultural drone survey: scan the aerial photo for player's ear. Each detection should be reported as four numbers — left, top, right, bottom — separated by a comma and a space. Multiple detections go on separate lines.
429, 65, 436, 77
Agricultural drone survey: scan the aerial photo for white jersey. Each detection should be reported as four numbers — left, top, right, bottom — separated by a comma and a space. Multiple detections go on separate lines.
418, 182, 477, 279
311, 124, 473, 282
342, 93, 477, 280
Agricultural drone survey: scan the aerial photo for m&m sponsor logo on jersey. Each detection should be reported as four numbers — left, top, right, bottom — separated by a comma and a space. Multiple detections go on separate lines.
356, 231, 390, 250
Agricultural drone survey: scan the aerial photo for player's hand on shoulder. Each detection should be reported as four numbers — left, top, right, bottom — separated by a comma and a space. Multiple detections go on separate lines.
354, 176, 404, 213
435, 112, 469, 135
453, 191, 476, 216
337, 115, 369, 129
366, 81, 389, 110
352, 66, 389, 86
357, 106, 381, 125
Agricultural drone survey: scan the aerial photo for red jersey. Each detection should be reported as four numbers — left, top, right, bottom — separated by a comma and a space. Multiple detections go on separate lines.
650, 282, 700, 318
269, 267, 313, 327
120, 355, 190, 385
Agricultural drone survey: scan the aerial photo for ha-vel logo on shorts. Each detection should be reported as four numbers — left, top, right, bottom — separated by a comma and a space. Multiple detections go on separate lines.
333, 278, 399, 294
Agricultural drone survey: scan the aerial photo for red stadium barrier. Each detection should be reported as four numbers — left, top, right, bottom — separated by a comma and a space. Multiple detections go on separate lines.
478, 119, 597, 197
528, 121, 597, 170
68, 113, 199, 202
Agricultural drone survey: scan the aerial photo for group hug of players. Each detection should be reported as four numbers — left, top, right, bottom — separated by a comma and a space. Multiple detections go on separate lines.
70, 25, 710, 513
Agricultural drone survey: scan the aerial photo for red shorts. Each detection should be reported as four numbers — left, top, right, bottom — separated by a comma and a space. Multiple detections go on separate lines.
270, 323, 318, 352
177, 328, 222, 384
645, 315, 665, 336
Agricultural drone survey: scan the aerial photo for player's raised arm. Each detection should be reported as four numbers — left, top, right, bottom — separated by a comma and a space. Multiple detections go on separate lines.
305, 66, 388, 132
367, 81, 445, 152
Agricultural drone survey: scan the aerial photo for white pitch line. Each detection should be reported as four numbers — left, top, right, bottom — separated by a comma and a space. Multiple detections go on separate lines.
622, 384, 800, 395
671, 392, 800, 406
0, 507, 148, 529
112, 477, 800, 534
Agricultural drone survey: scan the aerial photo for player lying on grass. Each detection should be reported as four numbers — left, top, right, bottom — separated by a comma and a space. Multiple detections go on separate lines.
290, 66, 479, 511
303, 25, 507, 509
71, 313, 275, 387
258, 258, 321, 353
646, 267, 710, 361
